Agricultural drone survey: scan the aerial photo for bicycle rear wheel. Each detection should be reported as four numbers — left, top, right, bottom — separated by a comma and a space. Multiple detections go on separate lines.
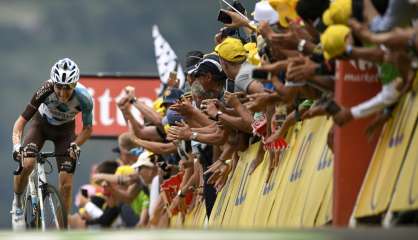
41, 185, 67, 229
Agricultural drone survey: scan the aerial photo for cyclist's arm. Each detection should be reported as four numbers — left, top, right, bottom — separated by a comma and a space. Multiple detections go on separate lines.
75, 90, 94, 146
74, 125, 92, 146
12, 116, 28, 147
15, 80, 54, 146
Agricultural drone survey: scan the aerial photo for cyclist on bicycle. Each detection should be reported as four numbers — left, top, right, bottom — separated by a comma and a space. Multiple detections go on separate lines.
11, 58, 93, 229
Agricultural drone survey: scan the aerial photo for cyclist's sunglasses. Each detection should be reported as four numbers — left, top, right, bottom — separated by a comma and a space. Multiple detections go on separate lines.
54, 82, 77, 90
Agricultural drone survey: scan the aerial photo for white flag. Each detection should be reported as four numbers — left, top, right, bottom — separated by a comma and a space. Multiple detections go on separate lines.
152, 25, 185, 90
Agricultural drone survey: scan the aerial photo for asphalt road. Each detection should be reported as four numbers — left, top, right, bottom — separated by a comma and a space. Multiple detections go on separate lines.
1, 228, 418, 240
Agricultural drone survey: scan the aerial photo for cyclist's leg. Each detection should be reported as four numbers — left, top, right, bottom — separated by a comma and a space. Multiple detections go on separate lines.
53, 120, 76, 215
14, 115, 45, 205
12, 114, 45, 228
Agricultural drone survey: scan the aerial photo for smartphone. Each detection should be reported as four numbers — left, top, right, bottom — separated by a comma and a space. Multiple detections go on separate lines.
252, 69, 271, 80
217, 10, 232, 24
81, 189, 89, 198
225, 78, 235, 92
232, 0, 246, 15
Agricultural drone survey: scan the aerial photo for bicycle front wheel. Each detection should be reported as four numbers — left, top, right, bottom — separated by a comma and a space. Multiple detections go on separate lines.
42, 185, 67, 229
24, 190, 40, 229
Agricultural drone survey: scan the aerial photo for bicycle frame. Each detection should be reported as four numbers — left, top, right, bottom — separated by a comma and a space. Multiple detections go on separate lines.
25, 152, 65, 231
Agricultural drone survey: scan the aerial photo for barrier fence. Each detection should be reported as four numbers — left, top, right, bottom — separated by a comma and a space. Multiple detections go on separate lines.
352, 77, 418, 224
170, 77, 418, 228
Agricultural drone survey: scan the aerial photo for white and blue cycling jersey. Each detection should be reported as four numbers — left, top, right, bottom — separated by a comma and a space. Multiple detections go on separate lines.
22, 79, 93, 126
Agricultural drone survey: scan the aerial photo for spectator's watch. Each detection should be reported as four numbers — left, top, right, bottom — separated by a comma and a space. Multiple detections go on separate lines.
191, 132, 198, 141
297, 39, 306, 53
215, 111, 223, 121
177, 189, 185, 198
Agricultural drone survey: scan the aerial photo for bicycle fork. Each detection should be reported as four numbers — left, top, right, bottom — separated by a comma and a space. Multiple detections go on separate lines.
37, 162, 47, 231
37, 162, 60, 230
27, 171, 38, 224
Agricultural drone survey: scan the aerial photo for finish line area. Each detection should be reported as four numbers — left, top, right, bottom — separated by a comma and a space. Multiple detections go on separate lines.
1, 228, 418, 240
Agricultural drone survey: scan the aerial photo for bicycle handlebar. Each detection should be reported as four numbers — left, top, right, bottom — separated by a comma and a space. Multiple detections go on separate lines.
13, 152, 69, 176
13, 157, 23, 176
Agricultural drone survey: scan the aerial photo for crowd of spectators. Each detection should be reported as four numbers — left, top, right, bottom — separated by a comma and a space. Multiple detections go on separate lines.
68, 0, 418, 229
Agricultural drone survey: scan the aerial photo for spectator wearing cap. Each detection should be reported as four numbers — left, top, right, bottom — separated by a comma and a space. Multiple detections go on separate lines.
215, 37, 265, 94
161, 88, 184, 108
320, 24, 404, 126
89, 160, 152, 228
189, 54, 227, 98
322, 0, 352, 27
132, 151, 159, 186
183, 51, 204, 92
69, 160, 121, 229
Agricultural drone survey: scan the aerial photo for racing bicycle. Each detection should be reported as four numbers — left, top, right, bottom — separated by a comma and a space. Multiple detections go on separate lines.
14, 151, 68, 230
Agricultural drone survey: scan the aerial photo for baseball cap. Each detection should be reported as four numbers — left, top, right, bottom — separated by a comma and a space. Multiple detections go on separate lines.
253, 1, 279, 25
320, 25, 351, 60
190, 54, 225, 77
185, 51, 204, 75
115, 165, 135, 176
244, 42, 260, 66
322, 0, 352, 26
268, 0, 299, 28
131, 151, 155, 169
162, 109, 184, 126
162, 88, 184, 105
215, 37, 248, 63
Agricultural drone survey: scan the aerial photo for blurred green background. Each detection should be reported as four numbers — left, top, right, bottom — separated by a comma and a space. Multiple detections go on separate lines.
0, 0, 255, 228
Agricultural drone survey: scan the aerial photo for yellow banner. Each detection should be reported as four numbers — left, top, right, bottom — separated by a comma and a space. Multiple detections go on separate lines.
223, 143, 259, 228
353, 81, 418, 218
208, 166, 236, 227
315, 180, 333, 226
389, 119, 418, 212
267, 123, 305, 227
290, 119, 334, 227
270, 119, 320, 227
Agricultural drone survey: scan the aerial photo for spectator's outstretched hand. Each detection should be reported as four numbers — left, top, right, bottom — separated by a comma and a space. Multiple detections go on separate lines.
167, 121, 192, 141
286, 57, 317, 82
170, 98, 193, 115
246, 92, 273, 112
201, 100, 219, 119
224, 91, 242, 108
204, 160, 231, 192
223, 10, 249, 29
117, 95, 131, 112
169, 195, 186, 216
257, 60, 290, 76
202, 98, 226, 112
348, 19, 371, 42
301, 104, 327, 120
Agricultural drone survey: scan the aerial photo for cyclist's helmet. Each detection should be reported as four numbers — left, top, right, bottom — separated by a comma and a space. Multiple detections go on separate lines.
50, 58, 80, 85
